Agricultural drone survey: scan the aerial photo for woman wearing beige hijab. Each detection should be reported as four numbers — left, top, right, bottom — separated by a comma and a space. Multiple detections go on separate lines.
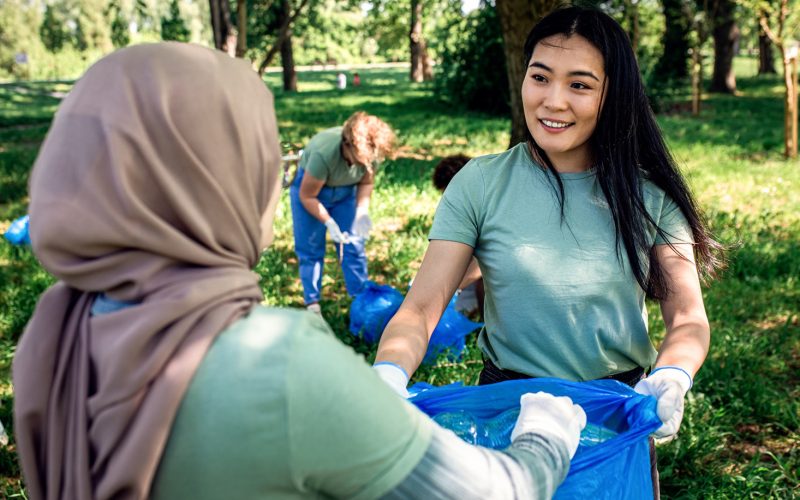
14, 43, 585, 500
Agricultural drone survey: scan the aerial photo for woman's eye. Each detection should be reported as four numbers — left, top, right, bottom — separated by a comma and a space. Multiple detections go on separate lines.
571, 82, 590, 90
531, 74, 547, 83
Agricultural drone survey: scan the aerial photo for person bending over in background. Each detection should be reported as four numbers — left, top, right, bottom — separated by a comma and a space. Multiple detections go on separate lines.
432, 154, 484, 319
14, 42, 586, 500
373, 7, 724, 498
290, 112, 394, 315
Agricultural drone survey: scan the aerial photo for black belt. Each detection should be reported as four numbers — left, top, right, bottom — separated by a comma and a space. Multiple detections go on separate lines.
479, 357, 645, 388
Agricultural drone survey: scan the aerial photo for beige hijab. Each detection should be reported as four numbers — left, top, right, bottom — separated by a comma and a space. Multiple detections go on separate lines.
13, 43, 282, 499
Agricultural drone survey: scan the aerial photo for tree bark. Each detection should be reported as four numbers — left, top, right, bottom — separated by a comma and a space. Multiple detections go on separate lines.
758, 28, 776, 74
280, 0, 297, 91
409, 0, 432, 82
496, 0, 561, 147
654, 0, 691, 81
209, 0, 235, 55
257, 0, 310, 75
709, 0, 738, 93
236, 0, 247, 58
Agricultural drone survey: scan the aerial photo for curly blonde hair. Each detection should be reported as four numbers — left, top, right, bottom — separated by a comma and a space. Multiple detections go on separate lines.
341, 112, 396, 173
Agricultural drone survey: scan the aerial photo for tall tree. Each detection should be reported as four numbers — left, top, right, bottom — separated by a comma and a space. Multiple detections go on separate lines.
653, 0, 692, 83
162, 0, 191, 42
759, 0, 798, 158
279, 0, 297, 91
708, 0, 738, 93
236, 0, 247, 57
409, 0, 433, 82
495, 0, 561, 147
107, 0, 130, 48
256, 0, 310, 75
758, 9, 777, 74
40, 4, 68, 53
209, 0, 235, 54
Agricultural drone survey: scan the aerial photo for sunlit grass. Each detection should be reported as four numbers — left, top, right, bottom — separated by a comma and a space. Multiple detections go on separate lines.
1, 62, 798, 498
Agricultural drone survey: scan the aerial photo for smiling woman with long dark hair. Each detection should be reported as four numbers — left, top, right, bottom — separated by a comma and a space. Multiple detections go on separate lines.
374, 6, 724, 497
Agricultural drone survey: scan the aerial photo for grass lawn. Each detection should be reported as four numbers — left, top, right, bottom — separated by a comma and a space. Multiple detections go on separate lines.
1, 63, 798, 498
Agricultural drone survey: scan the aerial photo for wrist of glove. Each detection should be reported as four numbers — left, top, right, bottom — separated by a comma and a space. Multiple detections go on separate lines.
372, 362, 410, 398
352, 206, 372, 239
634, 366, 693, 439
511, 392, 587, 459
324, 218, 348, 244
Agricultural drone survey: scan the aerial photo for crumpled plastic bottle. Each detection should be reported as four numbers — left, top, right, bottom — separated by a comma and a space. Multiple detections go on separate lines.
432, 408, 618, 450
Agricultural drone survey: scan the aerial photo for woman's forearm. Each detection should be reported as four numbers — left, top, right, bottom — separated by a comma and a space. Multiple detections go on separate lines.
375, 305, 431, 378
654, 319, 710, 377
299, 194, 331, 224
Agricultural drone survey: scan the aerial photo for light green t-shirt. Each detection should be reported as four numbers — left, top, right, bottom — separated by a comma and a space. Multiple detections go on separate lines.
300, 127, 367, 187
150, 307, 432, 500
429, 142, 693, 381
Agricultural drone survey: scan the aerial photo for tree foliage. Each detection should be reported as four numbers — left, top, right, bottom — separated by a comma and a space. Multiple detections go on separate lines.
40, 5, 69, 53
161, 0, 191, 42
434, 5, 509, 115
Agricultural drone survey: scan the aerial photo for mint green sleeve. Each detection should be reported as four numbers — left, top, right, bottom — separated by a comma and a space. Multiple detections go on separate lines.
301, 150, 329, 181
286, 314, 433, 500
428, 160, 485, 247
654, 194, 694, 245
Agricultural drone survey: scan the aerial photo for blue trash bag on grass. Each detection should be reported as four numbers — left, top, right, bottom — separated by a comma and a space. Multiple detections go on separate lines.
348, 281, 404, 343
349, 282, 482, 363
424, 295, 482, 364
410, 378, 661, 500
4, 214, 31, 245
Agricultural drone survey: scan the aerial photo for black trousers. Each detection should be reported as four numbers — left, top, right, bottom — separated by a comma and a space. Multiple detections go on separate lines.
479, 358, 660, 500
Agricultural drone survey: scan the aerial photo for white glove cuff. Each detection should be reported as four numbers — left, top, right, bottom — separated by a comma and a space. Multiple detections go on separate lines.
356, 205, 369, 216
373, 362, 410, 397
650, 366, 693, 390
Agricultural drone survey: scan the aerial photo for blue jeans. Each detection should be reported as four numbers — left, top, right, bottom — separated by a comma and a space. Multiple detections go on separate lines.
289, 169, 368, 305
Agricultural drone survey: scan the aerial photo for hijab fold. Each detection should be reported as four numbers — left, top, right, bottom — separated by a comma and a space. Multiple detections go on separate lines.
13, 43, 282, 499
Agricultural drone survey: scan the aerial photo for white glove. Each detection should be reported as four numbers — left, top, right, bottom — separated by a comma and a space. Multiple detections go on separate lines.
634, 366, 693, 440
352, 206, 373, 239
511, 392, 587, 459
324, 218, 349, 244
372, 362, 410, 398
511, 392, 586, 458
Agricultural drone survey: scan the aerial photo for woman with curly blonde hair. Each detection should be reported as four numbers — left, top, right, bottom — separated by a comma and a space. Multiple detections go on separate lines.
290, 111, 395, 314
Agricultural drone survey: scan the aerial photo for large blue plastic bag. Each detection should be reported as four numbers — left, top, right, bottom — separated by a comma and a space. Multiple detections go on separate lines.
424, 295, 482, 364
349, 282, 482, 363
4, 214, 31, 245
410, 378, 661, 499
348, 281, 404, 343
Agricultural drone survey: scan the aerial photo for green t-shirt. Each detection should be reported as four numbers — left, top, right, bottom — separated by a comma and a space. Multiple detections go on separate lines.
300, 127, 367, 187
150, 307, 432, 500
429, 142, 693, 381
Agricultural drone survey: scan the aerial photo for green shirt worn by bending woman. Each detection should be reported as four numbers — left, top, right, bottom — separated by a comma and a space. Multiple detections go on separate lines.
429, 143, 693, 381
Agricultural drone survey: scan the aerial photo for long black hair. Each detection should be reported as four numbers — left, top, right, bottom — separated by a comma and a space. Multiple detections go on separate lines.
523, 6, 723, 299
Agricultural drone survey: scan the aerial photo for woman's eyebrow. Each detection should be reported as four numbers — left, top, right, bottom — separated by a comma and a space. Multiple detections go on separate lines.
528, 61, 600, 81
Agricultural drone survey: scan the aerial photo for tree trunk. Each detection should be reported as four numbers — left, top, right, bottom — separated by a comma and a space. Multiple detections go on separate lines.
209, 0, 235, 55
783, 50, 798, 158
236, 0, 247, 58
257, 0, 310, 75
496, 0, 560, 147
709, 0, 738, 93
410, 0, 432, 82
280, 0, 297, 92
758, 28, 776, 74
654, 0, 691, 81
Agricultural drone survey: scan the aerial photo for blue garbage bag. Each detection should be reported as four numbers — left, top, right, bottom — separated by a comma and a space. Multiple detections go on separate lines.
424, 295, 482, 364
4, 214, 31, 245
349, 282, 482, 364
410, 378, 661, 500
348, 281, 404, 343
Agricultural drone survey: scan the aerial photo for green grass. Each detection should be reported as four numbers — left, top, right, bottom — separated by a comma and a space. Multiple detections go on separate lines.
1, 63, 798, 498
